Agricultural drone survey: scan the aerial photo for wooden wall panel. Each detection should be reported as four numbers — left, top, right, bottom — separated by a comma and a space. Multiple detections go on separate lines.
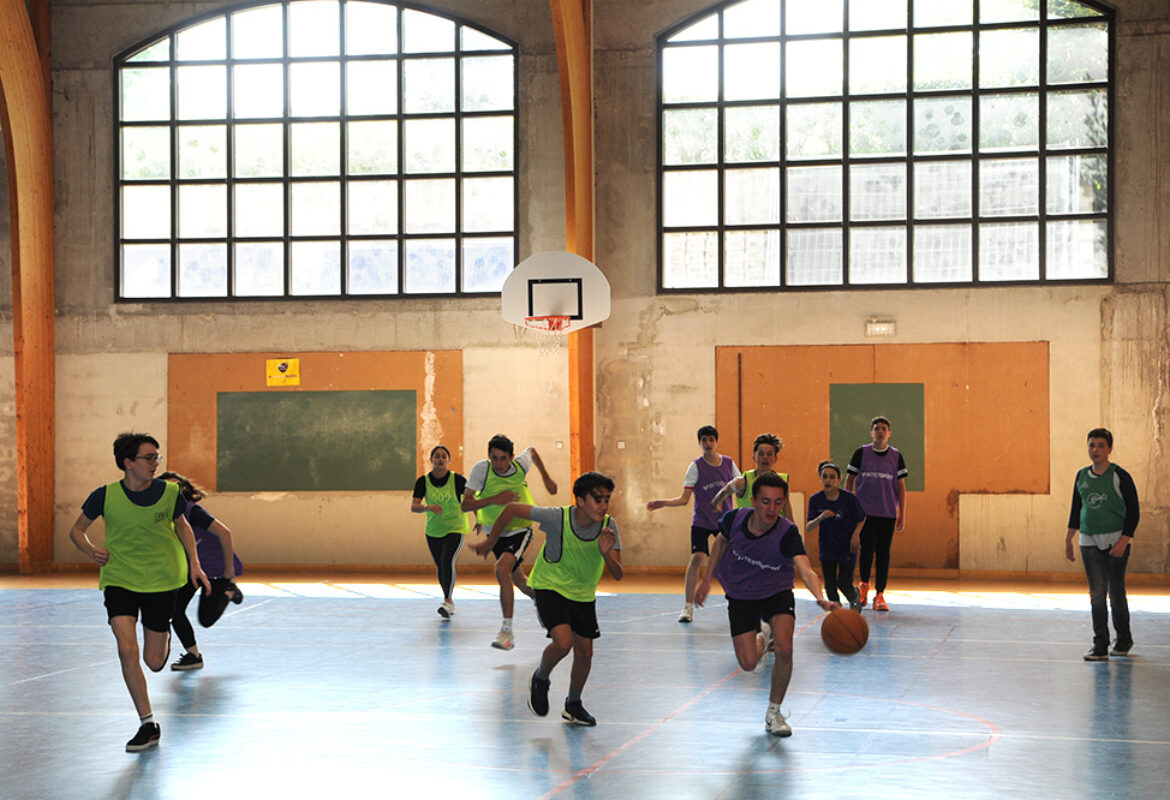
716, 343, 1049, 571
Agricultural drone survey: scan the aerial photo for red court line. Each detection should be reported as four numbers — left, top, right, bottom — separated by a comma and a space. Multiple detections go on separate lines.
539, 610, 834, 798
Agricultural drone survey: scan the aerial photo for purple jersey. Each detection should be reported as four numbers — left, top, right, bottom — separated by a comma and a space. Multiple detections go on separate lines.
712, 508, 805, 600
807, 489, 866, 564
687, 455, 739, 529
847, 445, 907, 519
186, 503, 243, 578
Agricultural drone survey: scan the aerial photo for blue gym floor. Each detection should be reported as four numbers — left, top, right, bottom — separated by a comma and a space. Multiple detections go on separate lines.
2, 578, 1169, 799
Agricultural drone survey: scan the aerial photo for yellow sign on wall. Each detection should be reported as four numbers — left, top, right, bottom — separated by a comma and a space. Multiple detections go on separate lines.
266, 358, 300, 387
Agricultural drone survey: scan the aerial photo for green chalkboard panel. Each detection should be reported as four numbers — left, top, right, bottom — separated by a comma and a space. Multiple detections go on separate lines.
217, 390, 417, 491
829, 384, 924, 492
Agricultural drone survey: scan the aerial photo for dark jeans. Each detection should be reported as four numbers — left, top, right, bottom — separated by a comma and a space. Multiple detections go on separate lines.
1081, 543, 1131, 649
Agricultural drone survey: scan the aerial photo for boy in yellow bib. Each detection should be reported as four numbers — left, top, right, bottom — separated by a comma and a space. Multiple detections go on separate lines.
480, 472, 622, 726
68, 433, 210, 752
465, 434, 557, 649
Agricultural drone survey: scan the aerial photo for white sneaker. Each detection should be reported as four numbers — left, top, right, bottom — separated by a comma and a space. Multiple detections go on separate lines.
766, 710, 792, 737
678, 604, 694, 623
491, 628, 514, 650
438, 600, 454, 619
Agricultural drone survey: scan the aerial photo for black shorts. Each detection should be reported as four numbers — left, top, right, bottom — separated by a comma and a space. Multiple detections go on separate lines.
534, 589, 600, 640
493, 528, 533, 567
691, 525, 719, 555
726, 589, 795, 638
104, 586, 179, 633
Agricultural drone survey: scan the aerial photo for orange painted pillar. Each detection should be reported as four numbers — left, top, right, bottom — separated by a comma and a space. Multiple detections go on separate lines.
1, 0, 56, 572
550, 0, 596, 477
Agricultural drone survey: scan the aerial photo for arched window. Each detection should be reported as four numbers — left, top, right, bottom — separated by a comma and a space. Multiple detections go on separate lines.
116, 0, 517, 299
658, 0, 1111, 290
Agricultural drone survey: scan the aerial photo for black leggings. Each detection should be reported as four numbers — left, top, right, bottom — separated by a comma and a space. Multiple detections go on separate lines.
858, 516, 896, 593
820, 560, 858, 604
170, 580, 198, 650
426, 533, 465, 599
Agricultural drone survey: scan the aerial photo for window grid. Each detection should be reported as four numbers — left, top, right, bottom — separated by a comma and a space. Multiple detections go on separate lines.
116, 0, 519, 301
657, 0, 1112, 292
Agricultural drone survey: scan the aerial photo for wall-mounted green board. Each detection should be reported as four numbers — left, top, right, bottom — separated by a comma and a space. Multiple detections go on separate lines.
217, 390, 416, 491
829, 383, 924, 492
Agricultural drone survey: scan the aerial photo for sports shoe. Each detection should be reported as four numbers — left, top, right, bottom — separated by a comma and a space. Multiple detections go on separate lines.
528, 671, 551, 717
858, 582, 870, 607
126, 722, 161, 752
437, 601, 451, 619
170, 652, 203, 671
228, 582, 244, 604
872, 593, 889, 612
1084, 646, 1109, 661
562, 699, 597, 726
1110, 640, 1133, 657
849, 589, 863, 613
678, 604, 693, 623
765, 710, 792, 737
491, 628, 514, 650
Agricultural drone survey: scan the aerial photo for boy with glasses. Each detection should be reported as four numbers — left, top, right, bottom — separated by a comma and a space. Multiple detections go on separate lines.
479, 472, 622, 726
68, 432, 210, 751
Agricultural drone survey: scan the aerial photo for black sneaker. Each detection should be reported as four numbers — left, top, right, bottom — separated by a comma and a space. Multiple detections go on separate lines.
171, 652, 203, 671
228, 581, 244, 604
126, 722, 160, 752
1110, 640, 1133, 657
1084, 646, 1109, 661
562, 699, 596, 726
528, 672, 551, 717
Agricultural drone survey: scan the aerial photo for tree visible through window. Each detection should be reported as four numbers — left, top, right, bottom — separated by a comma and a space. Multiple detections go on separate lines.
658, 0, 1111, 289
117, 0, 517, 299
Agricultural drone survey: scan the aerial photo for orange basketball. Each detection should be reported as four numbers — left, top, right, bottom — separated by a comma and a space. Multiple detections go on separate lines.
820, 608, 869, 655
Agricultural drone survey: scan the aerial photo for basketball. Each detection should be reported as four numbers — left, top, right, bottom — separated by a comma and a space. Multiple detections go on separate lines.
820, 608, 869, 655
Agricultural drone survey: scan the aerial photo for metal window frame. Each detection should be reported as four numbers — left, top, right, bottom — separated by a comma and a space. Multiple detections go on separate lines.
656, 0, 1114, 294
114, 0, 520, 302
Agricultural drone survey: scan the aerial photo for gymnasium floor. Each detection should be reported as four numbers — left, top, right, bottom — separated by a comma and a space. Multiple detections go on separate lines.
2, 574, 1169, 799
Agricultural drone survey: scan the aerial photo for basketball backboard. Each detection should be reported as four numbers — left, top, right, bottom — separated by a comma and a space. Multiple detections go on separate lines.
501, 252, 611, 334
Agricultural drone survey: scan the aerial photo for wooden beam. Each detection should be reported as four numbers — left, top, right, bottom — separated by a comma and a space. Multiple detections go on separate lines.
550, 0, 596, 476
1, 0, 57, 572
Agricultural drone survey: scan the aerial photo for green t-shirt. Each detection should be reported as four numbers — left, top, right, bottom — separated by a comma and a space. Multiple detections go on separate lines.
98, 480, 186, 593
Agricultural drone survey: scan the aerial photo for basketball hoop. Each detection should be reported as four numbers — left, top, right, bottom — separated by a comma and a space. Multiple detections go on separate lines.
524, 315, 572, 333
524, 315, 571, 356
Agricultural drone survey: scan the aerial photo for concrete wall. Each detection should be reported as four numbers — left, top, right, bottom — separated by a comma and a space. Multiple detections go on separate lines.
0, 0, 1165, 575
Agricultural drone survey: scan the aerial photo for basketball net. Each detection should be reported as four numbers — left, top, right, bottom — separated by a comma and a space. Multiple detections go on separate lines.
524, 315, 571, 356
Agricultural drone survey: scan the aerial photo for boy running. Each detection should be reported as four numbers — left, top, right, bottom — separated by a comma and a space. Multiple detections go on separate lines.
695, 472, 836, 737
646, 425, 739, 623
806, 461, 866, 611
477, 472, 622, 726
462, 434, 557, 650
711, 433, 792, 520
68, 432, 211, 751
845, 416, 907, 612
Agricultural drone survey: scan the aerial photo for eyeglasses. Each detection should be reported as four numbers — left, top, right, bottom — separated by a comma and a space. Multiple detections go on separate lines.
134, 454, 162, 464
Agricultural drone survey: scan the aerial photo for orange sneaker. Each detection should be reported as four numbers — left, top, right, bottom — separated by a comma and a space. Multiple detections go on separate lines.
858, 582, 870, 607
873, 592, 889, 611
